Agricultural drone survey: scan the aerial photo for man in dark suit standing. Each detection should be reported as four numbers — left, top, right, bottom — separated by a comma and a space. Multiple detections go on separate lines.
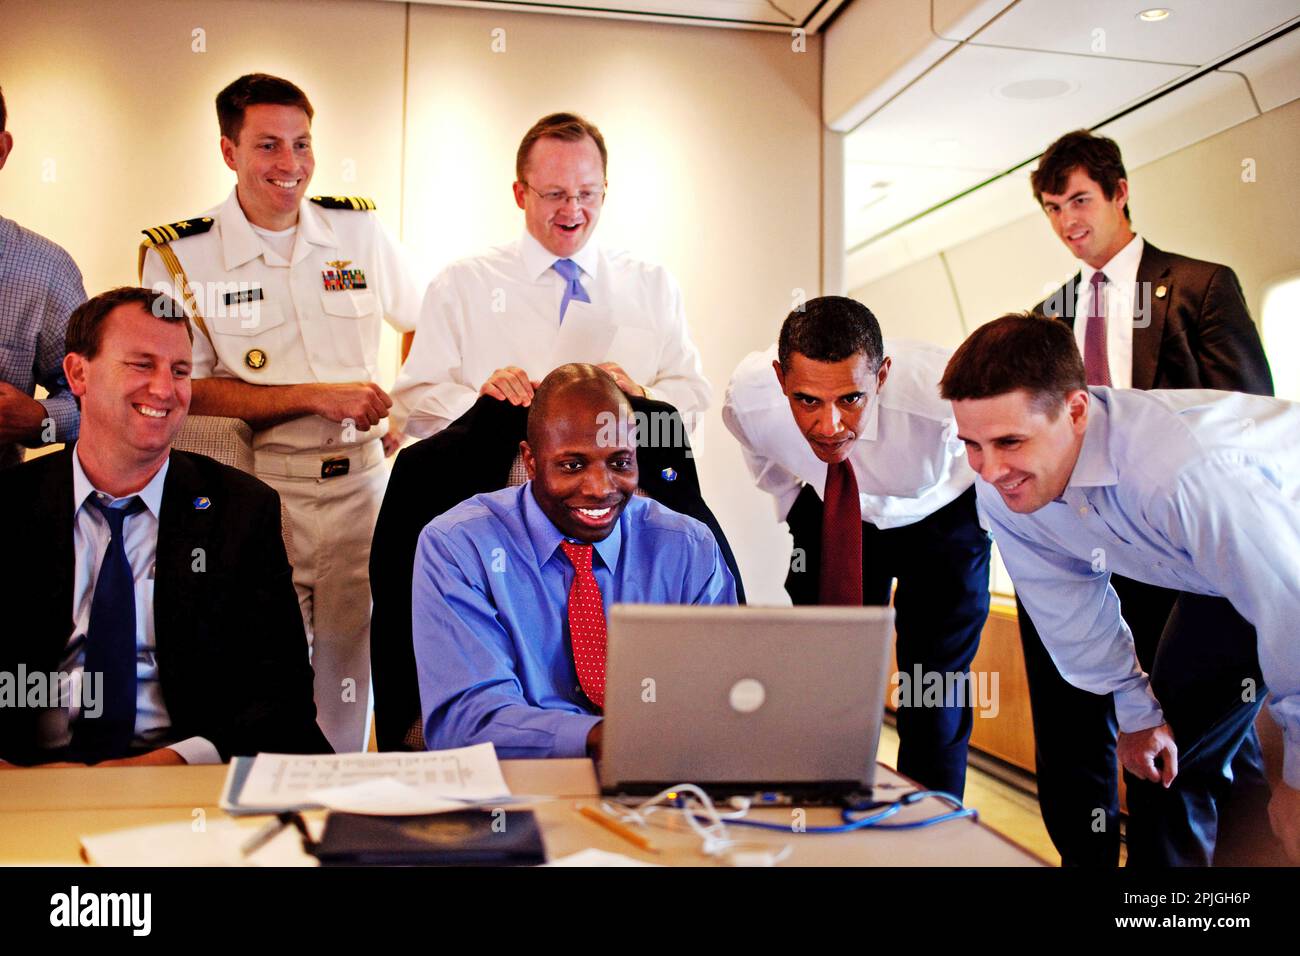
1023, 129, 1274, 865
0, 287, 329, 767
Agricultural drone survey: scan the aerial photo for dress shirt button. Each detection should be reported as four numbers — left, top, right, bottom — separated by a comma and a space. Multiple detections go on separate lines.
1078, 505, 1088, 516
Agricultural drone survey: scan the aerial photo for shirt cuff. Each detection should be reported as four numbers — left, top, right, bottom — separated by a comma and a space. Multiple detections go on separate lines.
166, 737, 221, 765
37, 393, 80, 445
1114, 679, 1165, 735
554, 714, 603, 759
1283, 733, 1300, 791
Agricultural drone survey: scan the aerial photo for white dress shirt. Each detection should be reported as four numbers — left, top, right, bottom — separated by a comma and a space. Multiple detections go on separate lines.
390, 231, 712, 438
142, 188, 423, 455
1073, 234, 1145, 390
722, 341, 976, 529
977, 387, 1300, 787
36, 450, 218, 764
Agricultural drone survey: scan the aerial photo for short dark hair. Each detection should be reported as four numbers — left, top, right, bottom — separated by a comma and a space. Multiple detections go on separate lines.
216, 73, 313, 143
777, 296, 884, 373
0, 86, 7, 133
516, 112, 608, 183
1032, 129, 1130, 221
939, 313, 1085, 417
67, 287, 192, 359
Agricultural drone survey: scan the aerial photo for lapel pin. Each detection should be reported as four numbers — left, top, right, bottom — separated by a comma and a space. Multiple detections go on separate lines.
245, 348, 267, 370
660, 467, 678, 482
193, 496, 211, 510
1155, 285, 1167, 299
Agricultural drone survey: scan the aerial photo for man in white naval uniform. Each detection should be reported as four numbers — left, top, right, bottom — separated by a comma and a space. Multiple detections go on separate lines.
390, 112, 711, 439
139, 74, 422, 753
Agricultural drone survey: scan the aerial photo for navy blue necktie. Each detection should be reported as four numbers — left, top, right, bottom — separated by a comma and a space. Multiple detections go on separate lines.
70, 495, 145, 762
553, 258, 591, 322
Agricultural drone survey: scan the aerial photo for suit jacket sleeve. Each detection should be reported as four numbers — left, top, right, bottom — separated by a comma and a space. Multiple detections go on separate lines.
1189, 264, 1274, 396
211, 484, 331, 758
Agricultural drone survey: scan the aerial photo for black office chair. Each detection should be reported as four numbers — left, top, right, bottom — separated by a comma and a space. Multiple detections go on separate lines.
369, 394, 745, 751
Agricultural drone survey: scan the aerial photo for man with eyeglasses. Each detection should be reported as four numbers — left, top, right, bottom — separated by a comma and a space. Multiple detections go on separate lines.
390, 112, 711, 438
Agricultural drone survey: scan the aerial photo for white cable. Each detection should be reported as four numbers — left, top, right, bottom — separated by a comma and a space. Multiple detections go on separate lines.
603, 784, 793, 866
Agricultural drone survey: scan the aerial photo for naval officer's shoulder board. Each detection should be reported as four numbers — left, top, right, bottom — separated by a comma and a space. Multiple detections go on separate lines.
136, 216, 217, 342
309, 196, 377, 211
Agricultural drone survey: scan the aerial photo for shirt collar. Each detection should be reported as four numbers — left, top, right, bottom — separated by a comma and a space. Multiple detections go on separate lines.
72, 444, 170, 519
1080, 233, 1144, 288
218, 187, 337, 270
518, 230, 600, 282
520, 480, 623, 571
1065, 388, 1119, 488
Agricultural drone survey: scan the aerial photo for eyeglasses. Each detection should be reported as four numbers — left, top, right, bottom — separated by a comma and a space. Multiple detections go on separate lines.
523, 182, 606, 206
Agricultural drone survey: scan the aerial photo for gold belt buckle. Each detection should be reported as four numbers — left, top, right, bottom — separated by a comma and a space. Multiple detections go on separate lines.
321, 456, 351, 479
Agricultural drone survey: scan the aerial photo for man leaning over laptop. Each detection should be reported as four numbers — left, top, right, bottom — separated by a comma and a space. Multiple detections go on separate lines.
413, 364, 737, 759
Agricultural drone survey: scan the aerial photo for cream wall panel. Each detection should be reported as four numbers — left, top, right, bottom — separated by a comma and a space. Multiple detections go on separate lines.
848, 255, 964, 347
0, 0, 411, 381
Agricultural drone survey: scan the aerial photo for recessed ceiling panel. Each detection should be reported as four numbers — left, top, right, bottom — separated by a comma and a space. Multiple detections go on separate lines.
845, 44, 1189, 171
402, 0, 829, 29
961, 0, 1299, 65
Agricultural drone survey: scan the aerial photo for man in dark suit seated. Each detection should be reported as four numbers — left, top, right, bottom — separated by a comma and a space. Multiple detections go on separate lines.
1021, 129, 1274, 865
411, 364, 737, 759
0, 287, 329, 767
370, 371, 742, 751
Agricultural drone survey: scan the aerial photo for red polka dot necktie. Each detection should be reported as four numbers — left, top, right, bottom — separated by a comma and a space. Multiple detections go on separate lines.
560, 541, 607, 709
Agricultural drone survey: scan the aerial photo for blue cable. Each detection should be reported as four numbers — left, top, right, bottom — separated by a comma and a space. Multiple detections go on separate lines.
684, 790, 978, 834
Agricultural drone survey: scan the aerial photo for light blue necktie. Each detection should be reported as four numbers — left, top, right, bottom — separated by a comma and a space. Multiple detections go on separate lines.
70, 495, 144, 762
553, 258, 591, 323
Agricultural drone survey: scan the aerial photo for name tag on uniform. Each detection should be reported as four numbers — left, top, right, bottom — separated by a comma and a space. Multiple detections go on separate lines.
222, 286, 264, 306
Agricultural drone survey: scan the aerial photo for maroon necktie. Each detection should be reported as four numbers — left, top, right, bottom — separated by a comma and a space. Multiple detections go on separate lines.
560, 541, 606, 709
819, 460, 863, 606
1083, 271, 1111, 386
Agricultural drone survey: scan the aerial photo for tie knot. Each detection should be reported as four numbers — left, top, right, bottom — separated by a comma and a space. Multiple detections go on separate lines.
553, 258, 581, 281
559, 540, 594, 572
88, 495, 144, 535
1090, 270, 1108, 290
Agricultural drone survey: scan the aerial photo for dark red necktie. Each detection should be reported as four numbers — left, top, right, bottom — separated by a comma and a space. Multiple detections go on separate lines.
560, 541, 606, 709
1083, 270, 1112, 386
819, 460, 863, 606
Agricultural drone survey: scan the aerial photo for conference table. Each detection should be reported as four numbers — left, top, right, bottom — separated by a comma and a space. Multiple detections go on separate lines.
0, 760, 1045, 866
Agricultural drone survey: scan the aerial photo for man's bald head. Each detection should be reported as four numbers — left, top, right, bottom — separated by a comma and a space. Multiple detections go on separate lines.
526, 363, 631, 453
522, 364, 639, 543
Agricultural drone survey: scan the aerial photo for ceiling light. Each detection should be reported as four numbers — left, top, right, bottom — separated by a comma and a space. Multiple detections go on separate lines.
1137, 8, 1171, 21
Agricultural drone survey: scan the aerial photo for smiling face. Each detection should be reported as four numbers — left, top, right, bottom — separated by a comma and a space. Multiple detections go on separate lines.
521, 387, 638, 543
1039, 166, 1134, 270
65, 303, 193, 471
222, 103, 315, 231
512, 135, 605, 258
774, 351, 889, 464
952, 388, 1089, 514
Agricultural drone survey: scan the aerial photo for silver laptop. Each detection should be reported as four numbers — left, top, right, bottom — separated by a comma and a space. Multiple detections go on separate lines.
599, 605, 896, 802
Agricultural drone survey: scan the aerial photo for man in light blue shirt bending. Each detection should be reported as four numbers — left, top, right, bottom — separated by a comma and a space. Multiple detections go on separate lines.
413, 363, 737, 760
941, 313, 1298, 865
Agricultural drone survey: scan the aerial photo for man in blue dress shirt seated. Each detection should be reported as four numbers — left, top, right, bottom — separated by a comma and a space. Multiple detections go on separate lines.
412, 363, 737, 760
941, 313, 1299, 865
